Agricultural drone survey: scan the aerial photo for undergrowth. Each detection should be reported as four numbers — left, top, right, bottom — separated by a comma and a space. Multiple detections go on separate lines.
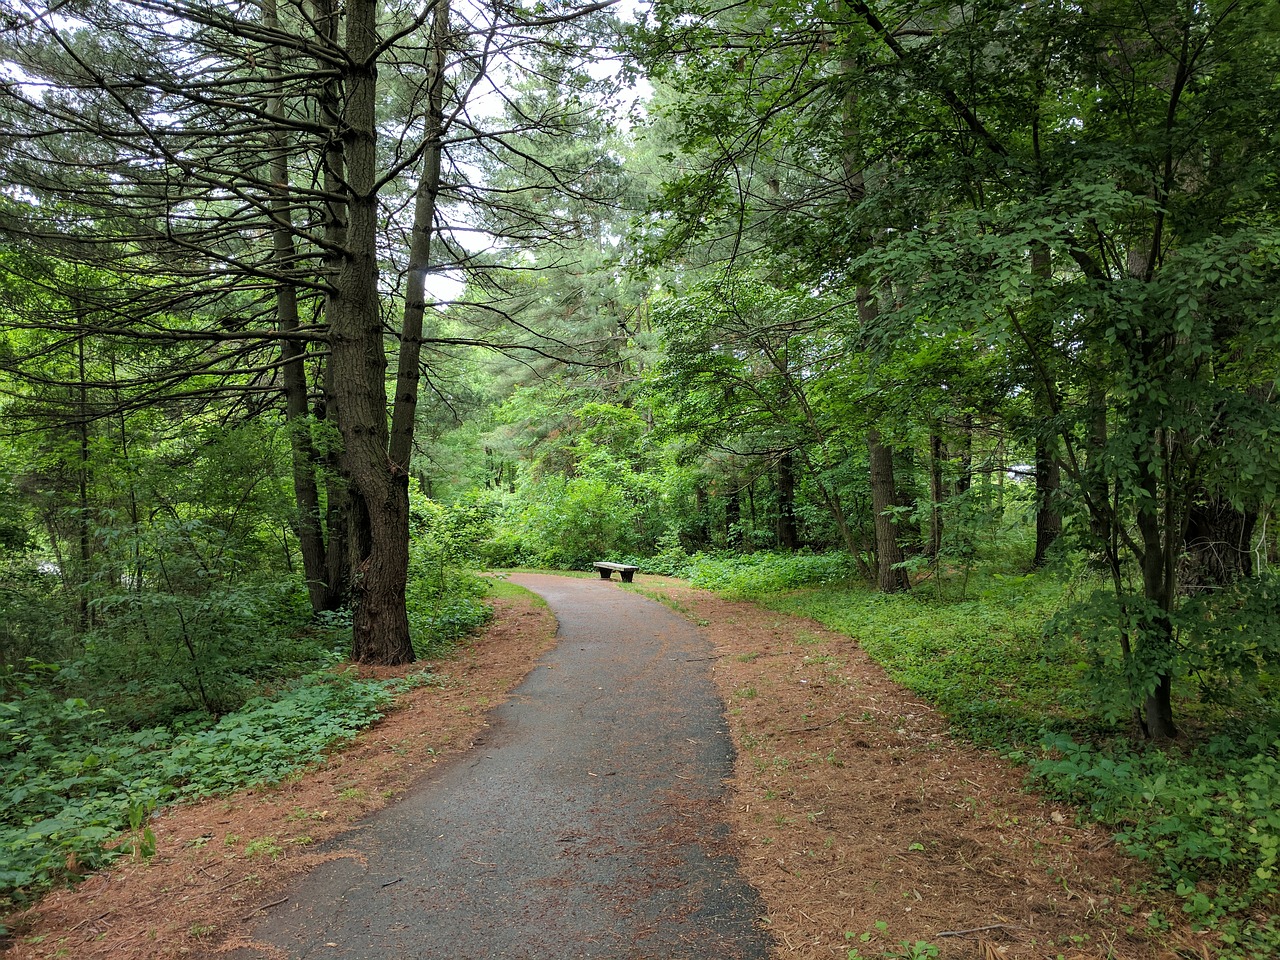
0, 662, 433, 912
0, 499, 493, 917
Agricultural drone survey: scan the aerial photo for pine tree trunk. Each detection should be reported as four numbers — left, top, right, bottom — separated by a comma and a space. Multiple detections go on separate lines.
266, 0, 330, 613
333, 0, 414, 665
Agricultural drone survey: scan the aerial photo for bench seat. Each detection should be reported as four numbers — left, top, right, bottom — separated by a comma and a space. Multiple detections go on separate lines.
593, 561, 639, 583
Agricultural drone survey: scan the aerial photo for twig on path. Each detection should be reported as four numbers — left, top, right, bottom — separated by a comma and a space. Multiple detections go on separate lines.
241, 897, 288, 921
67, 910, 112, 933
936, 923, 1015, 938
381, 877, 403, 887
782, 714, 844, 735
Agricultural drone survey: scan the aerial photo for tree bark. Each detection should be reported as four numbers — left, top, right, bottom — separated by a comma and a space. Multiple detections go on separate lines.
928, 432, 944, 557
953, 415, 973, 495
332, 0, 414, 665
389, 0, 449, 470
726, 483, 742, 548
265, 0, 331, 614
777, 451, 800, 550
1029, 241, 1061, 567
1137, 439, 1177, 740
869, 427, 910, 593
1033, 433, 1061, 568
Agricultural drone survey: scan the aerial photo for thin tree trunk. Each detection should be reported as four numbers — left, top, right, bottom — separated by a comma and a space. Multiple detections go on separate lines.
894, 445, 919, 555
389, 0, 449, 470
1033, 434, 1061, 567
1137, 434, 1177, 740
726, 483, 742, 548
1030, 242, 1061, 567
265, 0, 329, 613
954, 415, 973, 495
75, 311, 91, 632
869, 427, 909, 593
928, 432, 944, 558
777, 451, 800, 550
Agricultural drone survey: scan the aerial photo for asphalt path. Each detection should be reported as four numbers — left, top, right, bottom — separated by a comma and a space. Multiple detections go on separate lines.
231, 573, 772, 959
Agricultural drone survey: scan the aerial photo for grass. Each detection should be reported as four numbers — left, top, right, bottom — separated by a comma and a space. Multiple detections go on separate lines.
485, 576, 552, 604
772, 572, 1088, 748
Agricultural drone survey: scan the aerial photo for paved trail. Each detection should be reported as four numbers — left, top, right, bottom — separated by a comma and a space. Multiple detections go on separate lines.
234, 573, 772, 959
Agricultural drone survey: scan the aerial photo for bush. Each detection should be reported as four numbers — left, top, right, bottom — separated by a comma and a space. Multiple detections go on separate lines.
1030, 727, 1280, 955
675, 550, 862, 598
77, 576, 325, 727
406, 484, 492, 655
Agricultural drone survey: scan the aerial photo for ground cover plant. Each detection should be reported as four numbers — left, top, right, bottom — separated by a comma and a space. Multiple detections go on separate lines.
0, 587, 560, 958
0, 661, 401, 913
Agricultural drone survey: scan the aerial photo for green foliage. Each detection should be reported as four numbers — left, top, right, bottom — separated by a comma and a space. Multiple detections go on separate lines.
80, 574, 318, 725
672, 550, 862, 599
0, 663, 395, 909
1048, 573, 1280, 732
776, 569, 1084, 748
1031, 726, 1280, 954
405, 486, 493, 655
846, 920, 939, 960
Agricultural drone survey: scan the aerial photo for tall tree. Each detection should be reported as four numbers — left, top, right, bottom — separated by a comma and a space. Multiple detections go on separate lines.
0, 0, 623, 663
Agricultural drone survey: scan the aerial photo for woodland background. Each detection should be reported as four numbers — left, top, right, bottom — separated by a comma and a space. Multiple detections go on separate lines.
1, 0, 1279, 954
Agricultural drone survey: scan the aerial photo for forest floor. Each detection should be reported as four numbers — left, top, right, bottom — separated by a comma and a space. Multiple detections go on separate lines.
3, 576, 1197, 960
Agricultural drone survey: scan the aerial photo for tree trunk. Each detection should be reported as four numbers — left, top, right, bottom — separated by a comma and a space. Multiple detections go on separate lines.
1033, 433, 1061, 568
777, 451, 800, 551
869, 427, 909, 593
1029, 242, 1061, 568
1137, 448, 1177, 740
1183, 495, 1256, 589
75, 316, 92, 632
928, 432, 944, 557
314, 0, 353, 612
333, 0, 414, 665
266, 0, 330, 613
894, 444, 919, 555
726, 483, 742, 548
953, 415, 973, 495
389, 0, 449, 470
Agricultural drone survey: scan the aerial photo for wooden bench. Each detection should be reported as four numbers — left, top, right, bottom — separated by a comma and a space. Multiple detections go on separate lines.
593, 561, 639, 583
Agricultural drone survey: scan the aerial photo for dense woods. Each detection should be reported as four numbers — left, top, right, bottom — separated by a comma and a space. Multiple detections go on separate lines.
2, 0, 1279, 953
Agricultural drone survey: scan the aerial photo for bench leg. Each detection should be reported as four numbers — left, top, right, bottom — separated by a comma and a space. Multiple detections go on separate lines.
621, 570, 634, 583
598, 569, 613, 579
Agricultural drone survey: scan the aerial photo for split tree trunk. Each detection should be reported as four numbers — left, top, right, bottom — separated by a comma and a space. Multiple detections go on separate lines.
265, 0, 332, 613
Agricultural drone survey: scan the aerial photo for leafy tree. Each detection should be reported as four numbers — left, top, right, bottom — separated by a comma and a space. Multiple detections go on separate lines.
631, 0, 1280, 736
